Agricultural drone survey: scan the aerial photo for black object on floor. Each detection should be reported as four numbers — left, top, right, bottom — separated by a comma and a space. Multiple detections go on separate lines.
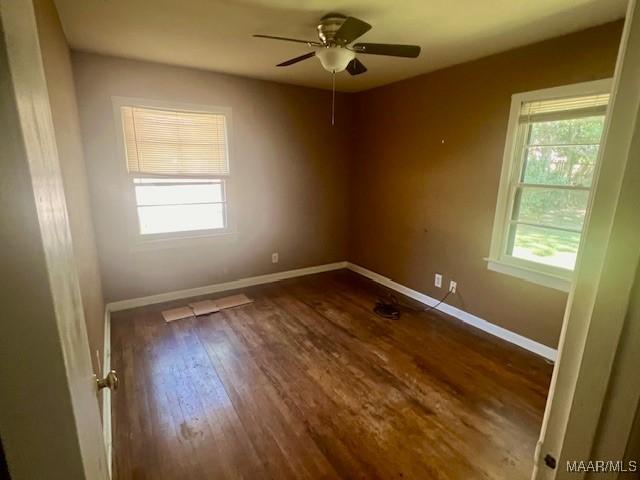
374, 300, 400, 320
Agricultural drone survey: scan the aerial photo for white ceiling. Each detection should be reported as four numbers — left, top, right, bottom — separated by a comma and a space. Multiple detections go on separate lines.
53, 0, 627, 92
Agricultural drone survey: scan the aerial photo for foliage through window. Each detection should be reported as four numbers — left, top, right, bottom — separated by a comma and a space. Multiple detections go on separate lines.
489, 83, 610, 283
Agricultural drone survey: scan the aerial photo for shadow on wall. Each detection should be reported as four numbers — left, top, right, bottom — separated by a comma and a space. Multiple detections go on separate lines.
1, 435, 10, 479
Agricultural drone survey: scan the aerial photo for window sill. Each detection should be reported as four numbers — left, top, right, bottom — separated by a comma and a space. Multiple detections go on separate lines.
486, 258, 572, 292
130, 229, 238, 252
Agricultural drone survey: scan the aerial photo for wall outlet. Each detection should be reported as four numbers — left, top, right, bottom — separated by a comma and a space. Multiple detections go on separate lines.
449, 281, 457, 294
434, 273, 442, 288
271, 252, 279, 264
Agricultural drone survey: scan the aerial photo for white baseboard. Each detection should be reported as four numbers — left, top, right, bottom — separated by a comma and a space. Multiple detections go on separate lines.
104, 259, 556, 361
106, 261, 348, 312
102, 307, 112, 477
346, 262, 557, 361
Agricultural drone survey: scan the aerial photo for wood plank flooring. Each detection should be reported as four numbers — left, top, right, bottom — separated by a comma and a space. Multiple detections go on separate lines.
111, 270, 552, 480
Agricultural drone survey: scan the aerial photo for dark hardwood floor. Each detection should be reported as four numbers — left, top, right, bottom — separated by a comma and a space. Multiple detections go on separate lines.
111, 270, 552, 480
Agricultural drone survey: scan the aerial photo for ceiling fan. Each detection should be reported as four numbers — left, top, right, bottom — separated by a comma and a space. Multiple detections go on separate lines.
254, 13, 421, 76
254, 13, 421, 124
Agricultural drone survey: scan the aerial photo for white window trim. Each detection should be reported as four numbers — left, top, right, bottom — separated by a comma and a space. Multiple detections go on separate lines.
111, 97, 237, 249
486, 79, 612, 292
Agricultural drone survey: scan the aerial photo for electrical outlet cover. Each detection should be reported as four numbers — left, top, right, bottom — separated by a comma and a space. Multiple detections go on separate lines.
435, 273, 442, 288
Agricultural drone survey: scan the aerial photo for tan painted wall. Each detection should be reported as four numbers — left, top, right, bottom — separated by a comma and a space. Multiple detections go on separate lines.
70, 21, 622, 348
34, 0, 104, 374
72, 52, 352, 302
349, 21, 623, 348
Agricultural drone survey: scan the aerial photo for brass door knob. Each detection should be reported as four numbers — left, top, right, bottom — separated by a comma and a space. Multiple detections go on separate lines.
96, 370, 119, 391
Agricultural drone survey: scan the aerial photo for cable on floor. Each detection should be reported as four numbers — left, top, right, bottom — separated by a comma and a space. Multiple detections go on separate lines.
424, 290, 452, 313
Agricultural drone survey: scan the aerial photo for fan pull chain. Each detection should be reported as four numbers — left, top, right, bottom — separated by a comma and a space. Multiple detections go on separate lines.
331, 70, 336, 126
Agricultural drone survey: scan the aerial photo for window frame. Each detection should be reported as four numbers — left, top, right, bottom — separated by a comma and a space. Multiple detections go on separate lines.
112, 97, 236, 247
486, 79, 612, 291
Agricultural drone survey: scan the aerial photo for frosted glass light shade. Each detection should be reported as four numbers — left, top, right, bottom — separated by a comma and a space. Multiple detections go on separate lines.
316, 47, 355, 72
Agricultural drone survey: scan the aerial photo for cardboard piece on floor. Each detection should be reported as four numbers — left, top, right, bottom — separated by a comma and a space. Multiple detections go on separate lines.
163, 294, 252, 323
188, 299, 220, 316
162, 306, 195, 323
213, 293, 253, 310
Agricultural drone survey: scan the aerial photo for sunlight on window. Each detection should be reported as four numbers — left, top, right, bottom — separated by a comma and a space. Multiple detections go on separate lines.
138, 204, 224, 234
133, 178, 226, 235
511, 225, 581, 269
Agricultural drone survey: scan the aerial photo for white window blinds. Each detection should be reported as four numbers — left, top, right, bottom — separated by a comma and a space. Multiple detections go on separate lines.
519, 93, 609, 123
121, 106, 229, 176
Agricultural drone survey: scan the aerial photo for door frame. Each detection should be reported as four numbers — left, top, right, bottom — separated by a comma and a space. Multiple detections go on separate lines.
0, 0, 109, 478
533, 0, 640, 478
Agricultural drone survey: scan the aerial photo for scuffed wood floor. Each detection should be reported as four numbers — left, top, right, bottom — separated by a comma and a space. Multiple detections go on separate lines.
111, 270, 552, 480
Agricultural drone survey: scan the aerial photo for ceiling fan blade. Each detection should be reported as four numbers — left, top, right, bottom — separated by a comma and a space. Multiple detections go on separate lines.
352, 43, 421, 58
334, 16, 372, 44
277, 51, 316, 67
346, 58, 367, 76
254, 34, 322, 47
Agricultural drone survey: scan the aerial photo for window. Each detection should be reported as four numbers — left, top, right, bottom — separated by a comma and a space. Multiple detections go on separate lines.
120, 104, 231, 237
487, 80, 611, 290
133, 178, 226, 235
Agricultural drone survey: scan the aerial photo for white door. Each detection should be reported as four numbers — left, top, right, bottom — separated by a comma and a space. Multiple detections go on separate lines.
532, 0, 640, 478
0, 0, 109, 478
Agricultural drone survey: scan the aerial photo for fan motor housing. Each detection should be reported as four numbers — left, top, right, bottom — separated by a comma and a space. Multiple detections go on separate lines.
317, 13, 348, 45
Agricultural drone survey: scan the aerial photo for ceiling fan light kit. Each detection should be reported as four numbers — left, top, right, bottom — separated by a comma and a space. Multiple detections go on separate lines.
316, 47, 355, 73
254, 13, 421, 123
